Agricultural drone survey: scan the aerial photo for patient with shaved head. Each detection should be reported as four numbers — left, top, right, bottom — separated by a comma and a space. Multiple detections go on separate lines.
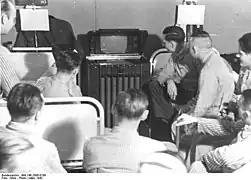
187, 30, 235, 118
189, 31, 212, 51
171, 31, 236, 166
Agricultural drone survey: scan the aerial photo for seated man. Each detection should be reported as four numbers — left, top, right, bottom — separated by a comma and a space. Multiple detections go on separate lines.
145, 26, 200, 142
187, 89, 251, 173
173, 32, 243, 167
0, 0, 20, 97
35, 48, 82, 97
0, 83, 66, 173
173, 32, 251, 164
187, 30, 235, 118
83, 89, 175, 173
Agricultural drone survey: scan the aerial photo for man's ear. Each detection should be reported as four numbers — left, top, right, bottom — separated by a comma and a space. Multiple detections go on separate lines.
170, 41, 177, 49
72, 68, 79, 76
243, 111, 251, 119
34, 111, 42, 123
71, 69, 79, 80
192, 46, 198, 54
140, 110, 149, 121
111, 105, 116, 116
1, 14, 8, 25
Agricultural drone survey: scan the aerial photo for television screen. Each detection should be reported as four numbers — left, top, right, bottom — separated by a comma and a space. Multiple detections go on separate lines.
100, 35, 128, 54
88, 30, 143, 55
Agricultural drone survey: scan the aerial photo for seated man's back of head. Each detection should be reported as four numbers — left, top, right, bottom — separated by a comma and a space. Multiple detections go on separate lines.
35, 48, 82, 98
0, 83, 66, 173
83, 88, 174, 172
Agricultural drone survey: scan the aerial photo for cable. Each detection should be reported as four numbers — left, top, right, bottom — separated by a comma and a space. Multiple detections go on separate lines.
94, 0, 97, 31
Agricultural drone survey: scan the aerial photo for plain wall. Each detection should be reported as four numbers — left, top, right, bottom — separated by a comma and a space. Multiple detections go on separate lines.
2, 0, 251, 53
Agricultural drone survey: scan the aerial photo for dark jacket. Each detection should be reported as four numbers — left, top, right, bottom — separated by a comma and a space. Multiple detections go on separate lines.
14, 15, 79, 51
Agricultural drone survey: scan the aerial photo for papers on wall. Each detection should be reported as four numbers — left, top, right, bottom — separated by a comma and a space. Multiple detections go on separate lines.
177, 5, 205, 25
19, 8, 49, 31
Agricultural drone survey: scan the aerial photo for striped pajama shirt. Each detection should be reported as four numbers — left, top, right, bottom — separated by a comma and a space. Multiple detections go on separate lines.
190, 117, 249, 173
0, 46, 20, 97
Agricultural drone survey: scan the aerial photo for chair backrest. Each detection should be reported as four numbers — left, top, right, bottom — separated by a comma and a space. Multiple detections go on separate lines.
149, 48, 171, 75
0, 97, 105, 162
149, 48, 219, 75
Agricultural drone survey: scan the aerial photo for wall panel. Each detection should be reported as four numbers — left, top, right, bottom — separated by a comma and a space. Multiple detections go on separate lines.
2, 0, 251, 53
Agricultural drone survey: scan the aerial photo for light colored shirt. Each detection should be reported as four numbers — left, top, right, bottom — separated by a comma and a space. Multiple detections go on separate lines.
192, 50, 235, 117
139, 152, 187, 173
35, 63, 82, 98
83, 126, 168, 172
0, 46, 19, 97
155, 44, 200, 92
201, 125, 251, 172
35, 75, 82, 98
233, 161, 251, 173
0, 121, 66, 173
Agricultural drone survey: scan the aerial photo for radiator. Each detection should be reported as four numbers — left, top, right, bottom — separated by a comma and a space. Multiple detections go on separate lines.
100, 72, 141, 127
80, 60, 150, 128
